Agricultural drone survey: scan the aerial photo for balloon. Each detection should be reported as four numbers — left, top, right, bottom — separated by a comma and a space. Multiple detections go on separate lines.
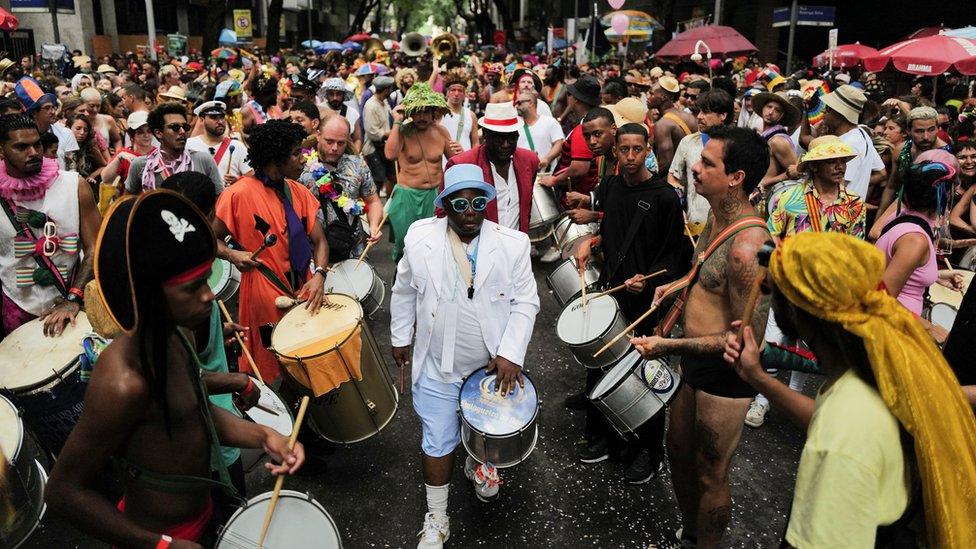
607, 0, 625, 9
611, 13, 629, 35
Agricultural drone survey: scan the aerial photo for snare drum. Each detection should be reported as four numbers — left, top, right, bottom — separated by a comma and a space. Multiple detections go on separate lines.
0, 394, 47, 549
927, 302, 959, 332
216, 490, 342, 549
552, 216, 599, 258
239, 379, 294, 471
325, 259, 386, 318
207, 258, 241, 303
929, 269, 973, 309
546, 257, 601, 307
459, 367, 540, 468
556, 294, 632, 369
272, 294, 398, 444
0, 314, 91, 455
589, 350, 680, 436
529, 182, 561, 242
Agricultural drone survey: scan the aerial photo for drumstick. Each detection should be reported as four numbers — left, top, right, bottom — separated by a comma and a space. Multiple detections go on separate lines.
274, 295, 307, 309
250, 233, 278, 261
942, 257, 964, 294
256, 395, 310, 549
593, 303, 660, 358
355, 210, 389, 269
682, 211, 698, 249
224, 143, 236, 173
217, 299, 265, 385
590, 269, 668, 300
253, 402, 280, 416
737, 273, 765, 342
580, 268, 588, 311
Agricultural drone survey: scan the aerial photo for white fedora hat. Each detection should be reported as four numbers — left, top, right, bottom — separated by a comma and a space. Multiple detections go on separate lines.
478, 102, 522, 133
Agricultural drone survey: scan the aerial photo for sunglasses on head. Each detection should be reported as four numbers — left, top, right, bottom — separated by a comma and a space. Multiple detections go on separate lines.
447, 196, 489, 213
166, 123, 191, 133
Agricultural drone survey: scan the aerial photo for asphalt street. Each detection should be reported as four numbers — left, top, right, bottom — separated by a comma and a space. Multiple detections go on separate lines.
29, 233, 811, 549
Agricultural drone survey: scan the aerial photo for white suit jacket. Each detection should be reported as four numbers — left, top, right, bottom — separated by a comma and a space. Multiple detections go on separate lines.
390, 217, 540, 385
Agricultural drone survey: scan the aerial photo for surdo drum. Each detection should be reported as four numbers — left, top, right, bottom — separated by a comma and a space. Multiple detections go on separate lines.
589, 350, 681, 436
556, 293, 633, 369
459, 367, 540, 468
207, 258, 241, 303
324, 259, 386, 318
216, 490, 342, 548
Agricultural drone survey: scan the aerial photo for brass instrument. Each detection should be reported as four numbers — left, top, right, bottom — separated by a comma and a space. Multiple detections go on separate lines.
401, 32, 427, 57
364, 37, 386, 62
430, 33, 459, 60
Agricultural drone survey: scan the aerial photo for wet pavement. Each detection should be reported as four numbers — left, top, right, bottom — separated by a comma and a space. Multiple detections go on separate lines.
29, 235, 811, 548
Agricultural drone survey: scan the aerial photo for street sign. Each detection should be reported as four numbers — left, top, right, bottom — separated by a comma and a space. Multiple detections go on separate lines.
772, 5, 835, 28
828, 28, 838, 50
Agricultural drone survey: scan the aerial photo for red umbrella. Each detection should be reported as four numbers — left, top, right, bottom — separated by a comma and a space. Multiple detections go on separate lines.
813, 42, 878, 69
863, 33, 976, 76
0, 7, 19, 31
654, 25, 757, 62
345, 33, 372, 43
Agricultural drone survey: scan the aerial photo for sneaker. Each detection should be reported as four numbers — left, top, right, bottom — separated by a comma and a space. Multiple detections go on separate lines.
540, 247, 561, 263
530, 245, 541, 258
623, 449, 664, 485
577, 439, 609, 463
745, 400, 770, 428
563, 391, 589, 410
471, 461, 501, 503
417, 512, 450, 548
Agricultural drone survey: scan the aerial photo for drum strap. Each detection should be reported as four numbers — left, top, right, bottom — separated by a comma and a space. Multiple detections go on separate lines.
655, 216, 767, 337
604, 197, 651, 283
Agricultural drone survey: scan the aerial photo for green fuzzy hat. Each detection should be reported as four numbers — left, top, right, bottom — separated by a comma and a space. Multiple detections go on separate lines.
402, 82, 449, 116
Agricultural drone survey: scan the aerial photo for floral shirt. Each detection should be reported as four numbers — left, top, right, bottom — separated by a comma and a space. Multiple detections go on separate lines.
299, 151, 375, 241
768, 179, 866, 240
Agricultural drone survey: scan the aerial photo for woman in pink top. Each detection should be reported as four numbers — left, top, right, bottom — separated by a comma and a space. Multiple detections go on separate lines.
876, 160, 963, 343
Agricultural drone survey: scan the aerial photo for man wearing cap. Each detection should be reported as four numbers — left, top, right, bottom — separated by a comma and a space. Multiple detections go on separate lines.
46, 190, 304, 549
796, 85, 886, 201
752, 91, 800, 191
539, 74, 602, 192
125, 103, 223, 195
391, 163, 539, 548
318, 77, 363, 151
385, 83, 459, 261
651, 75, 699, 175
185, 100, 252, 186
440, 69, 480, 154
363, 76, 396, 196
445, 102, 540, 234
16, 77, 80, 170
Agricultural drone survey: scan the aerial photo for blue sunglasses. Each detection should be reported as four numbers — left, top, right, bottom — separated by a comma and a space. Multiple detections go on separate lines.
447, 196, 489, 213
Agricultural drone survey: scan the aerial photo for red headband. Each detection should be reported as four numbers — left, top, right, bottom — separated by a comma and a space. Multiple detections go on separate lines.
164, 260, 212, 287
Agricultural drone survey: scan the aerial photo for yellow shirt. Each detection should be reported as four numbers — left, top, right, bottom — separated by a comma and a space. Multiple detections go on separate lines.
786, 370, 909, 548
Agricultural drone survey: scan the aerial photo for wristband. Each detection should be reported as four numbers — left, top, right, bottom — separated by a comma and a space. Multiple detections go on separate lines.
240, 377, 257, 400
156, 535, 172, 549
596, 211, 605, 221
68, 287, 85, 299
589, 236, 599, 248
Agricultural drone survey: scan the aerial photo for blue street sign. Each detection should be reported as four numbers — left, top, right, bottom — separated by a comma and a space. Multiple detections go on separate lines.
772, 5, 836, 28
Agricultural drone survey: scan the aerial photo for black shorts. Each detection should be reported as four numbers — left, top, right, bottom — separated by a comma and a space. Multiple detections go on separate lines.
680, 354, 758, 399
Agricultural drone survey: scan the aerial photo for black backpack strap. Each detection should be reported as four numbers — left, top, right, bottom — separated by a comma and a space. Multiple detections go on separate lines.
880, 214, 934, 242
605, 197, 652, 283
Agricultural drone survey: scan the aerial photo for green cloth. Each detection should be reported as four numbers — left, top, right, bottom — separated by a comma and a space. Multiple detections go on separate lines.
198, 303, 242, 467
402, 82, 449, 116
388, 185, 439, 261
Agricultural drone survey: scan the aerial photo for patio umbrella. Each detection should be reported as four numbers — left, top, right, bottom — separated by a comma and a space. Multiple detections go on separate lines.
600, 10, 660, 42
301, 39, 323, 49
313, 41, 344, 54
346, 33, 372, 42
813, 42, 879, 69
210, 47, 237, 60
341, 41, 362, 51
0, 7, 18, 31
863, 33, 976, 76
655, 25, 757, 62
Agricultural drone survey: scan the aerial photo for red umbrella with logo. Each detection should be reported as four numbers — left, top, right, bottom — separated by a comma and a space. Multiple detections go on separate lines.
813, 42, 878, 69
0, 7, 19, 31
654, 25, 757, 62
863, 33, 976, 75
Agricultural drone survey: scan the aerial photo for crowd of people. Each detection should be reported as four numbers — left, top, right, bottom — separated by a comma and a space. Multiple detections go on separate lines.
0, 39, 975, 549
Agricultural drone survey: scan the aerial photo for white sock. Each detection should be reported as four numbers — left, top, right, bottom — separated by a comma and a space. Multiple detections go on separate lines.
755, 393, 769, 407
425, 483, 449, 517
789, 371, 808, 392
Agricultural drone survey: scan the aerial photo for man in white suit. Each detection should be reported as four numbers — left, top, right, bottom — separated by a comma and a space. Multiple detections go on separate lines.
391, 163, 539, 549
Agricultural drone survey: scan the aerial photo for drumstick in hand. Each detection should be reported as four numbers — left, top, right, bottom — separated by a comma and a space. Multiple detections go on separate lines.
217, 300, 265, 385
738, 273, 765, 342
356, 210, 389, 269
257, 395, 310, 549
682, 211, 698, 249
943, 258, 964, 294
590, 269, 668, 300
593, 303, 660, 358
580, 268, 588, 311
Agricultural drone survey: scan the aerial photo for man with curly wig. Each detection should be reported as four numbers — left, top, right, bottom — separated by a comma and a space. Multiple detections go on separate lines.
213, 119, 330, 382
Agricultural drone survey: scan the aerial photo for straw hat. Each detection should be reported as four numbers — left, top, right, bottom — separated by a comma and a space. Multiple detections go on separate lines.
159, 86, 188, 102
752, 91, 801, 130
797, 135, 856, 173
657, 75, 680, 94
607, 97, 649, 131
0, 58, 14, 75
96, 64, 117, 75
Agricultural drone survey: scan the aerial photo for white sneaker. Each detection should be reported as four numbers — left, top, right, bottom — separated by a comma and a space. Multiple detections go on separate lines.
744, 400, 769, 428
417, 512, 450, 548
465, 456, 501, 502
540, 247, 561, 263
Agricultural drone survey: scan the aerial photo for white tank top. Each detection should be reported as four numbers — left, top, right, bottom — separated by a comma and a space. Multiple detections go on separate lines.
0, 171, 82, 315
440, 108, 473, 151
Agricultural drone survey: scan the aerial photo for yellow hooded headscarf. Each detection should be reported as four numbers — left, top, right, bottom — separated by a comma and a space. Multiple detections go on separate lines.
769, 231, 976, 548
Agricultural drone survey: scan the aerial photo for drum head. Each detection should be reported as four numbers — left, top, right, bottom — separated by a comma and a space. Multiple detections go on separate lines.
556, 295, 619, 345
243, 381, 294, 437
207, 258, 231, 295
459, 367, 538, 436
931, 303, 958, 331
271, 294, 362, 359
0, 313, 91, 391
326, 260, 375, 300
929, 270, 974, 309
0, 395, 22, 463
218, 490, 342, 548
590, 350, 641, 398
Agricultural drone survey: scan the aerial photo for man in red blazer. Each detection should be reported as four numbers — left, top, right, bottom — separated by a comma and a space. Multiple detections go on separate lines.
445, 103, 540, 233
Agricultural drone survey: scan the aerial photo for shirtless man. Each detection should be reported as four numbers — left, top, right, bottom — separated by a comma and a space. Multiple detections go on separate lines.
651, 76, 698, 175
751, 91, 800, 192
46, 190, 303, 548
631, 126, 771, 548
384, 83, 460, 261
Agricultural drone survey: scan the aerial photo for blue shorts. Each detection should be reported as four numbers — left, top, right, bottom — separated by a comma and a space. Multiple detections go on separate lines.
412, 374, 463, 458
